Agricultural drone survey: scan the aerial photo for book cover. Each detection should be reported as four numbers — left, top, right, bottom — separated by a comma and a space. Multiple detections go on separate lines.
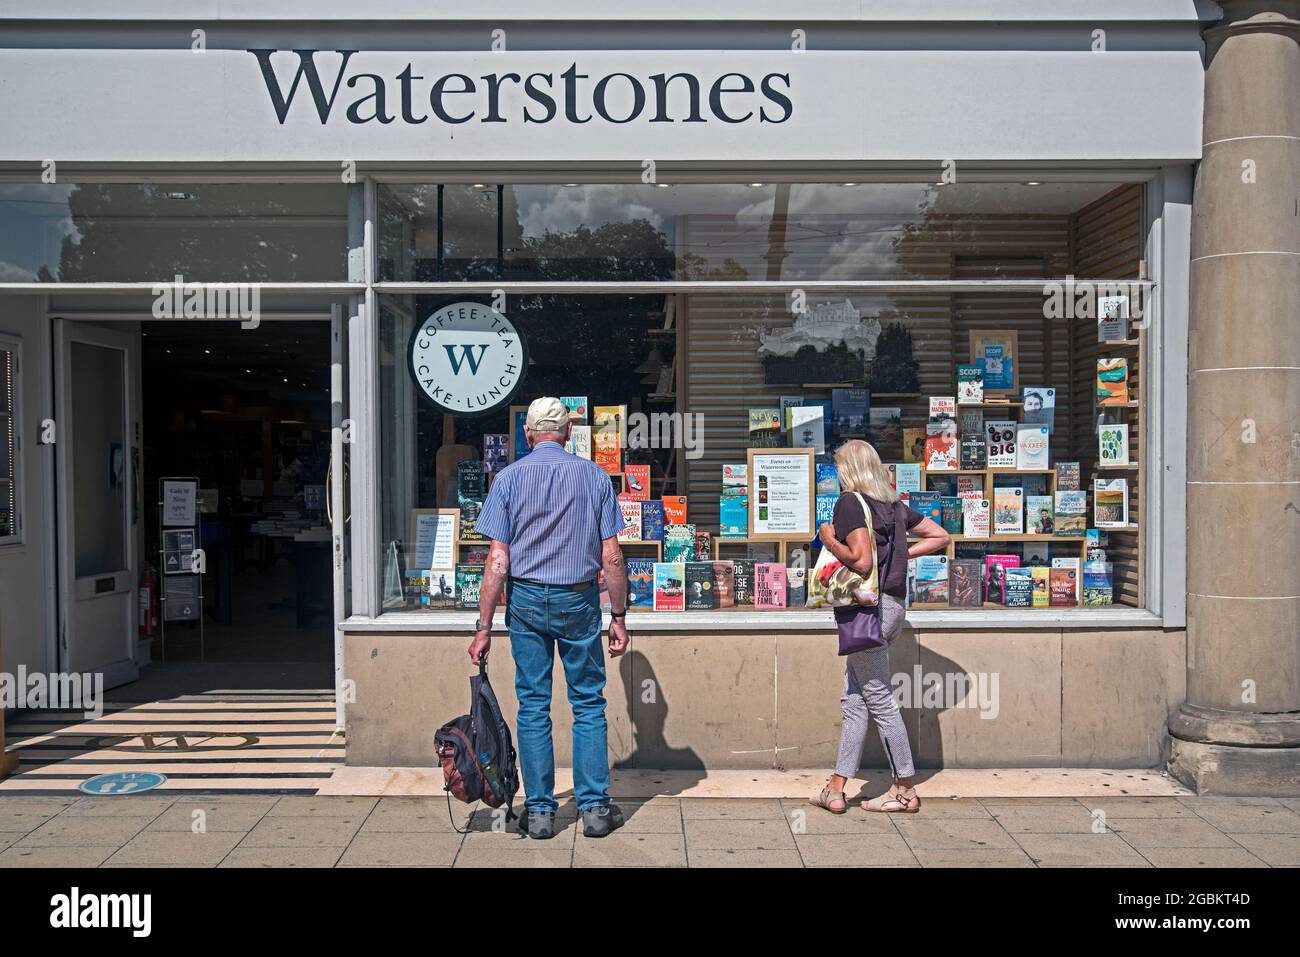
1049, 567, 1077, 607
712, 561, 736, 608
903, 428, 927, 464
958, 407, 984, 438
627, 558, 654, 608
1055, 461, 1081, 491
949, 558, 984, 607
909, 491, 942, 524
457, 459, 485, 497
786, 565, 808, 607
1027, 495, 1054, 535
779, 395, 803, 418
684, 562, 715, 610
962, 498, 991, 538
560, 396, 589, 423
1030, 566, 1050, 607
929, 396, 957, 419
905, 558, 916, 608
732, 560, 756, 606
748, 408, 784, 448
981, 343, 1015, 392
1098, 423, 1130, 466
458, 495, 486, 542
867, 407, 903, 457
617, 496, 642, 542
786, 406, 825, 453
694, 530, 713, 561
1021, 387, 1056, 435
456, 564, 484, 610
592, 404, 625, 474
894, 463, 922, 496
663, 524, 696, 563
957, 475, 985, 500
940, 497, 964, 534
928, 475, 957, 497
624, 463, 651, 499
513, 408, 530, 461
1004, 568, 1034, 608
815, 493, 836, 528
1097, 295, 1129, 342
459, 544, 489, 566
566, 424, 592, 460
830, 388, 869, 436
914, 555, 949, 603
957, 364, 984, 404
815, 462, 840, 496
1086, 528, 1108, 563
719, 495, 749, 539
984, 555, 1022, 606
985, 419, 1018, 468
482, 433, 510, 475
924, 418, 958, 472
652, 563, 685, 611
993, 486, 1024, 535
723, 463, 749, 491
755, 562, 788, 609
1016, 425, 1050, 471
1023, 474, 1049, 497
1094, 479, 1129, 527
640, 499, 665, 541
662, 496, 688, 525
1054, 490, 1086, 537
1096, 358, 1129, 405
1082, 560, 1114, 606
960, 433, 987, 470
1053, 557, 1082, 601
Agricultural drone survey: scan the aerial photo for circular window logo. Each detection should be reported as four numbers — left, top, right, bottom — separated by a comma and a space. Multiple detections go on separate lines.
408, 301, 528, 415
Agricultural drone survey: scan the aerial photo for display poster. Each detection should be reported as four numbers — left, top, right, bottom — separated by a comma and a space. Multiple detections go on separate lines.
161, 479, 197, 527
747, 449, 815, 540
410, 509, 458, 572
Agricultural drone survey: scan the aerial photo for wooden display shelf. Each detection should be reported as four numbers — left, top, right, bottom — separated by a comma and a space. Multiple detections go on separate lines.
948, 533, 1071, 543
1097, 463, 1139, 470
620, 540, 665, 560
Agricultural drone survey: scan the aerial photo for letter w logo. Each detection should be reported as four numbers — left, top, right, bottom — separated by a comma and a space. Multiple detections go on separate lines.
443, 343, 489, 375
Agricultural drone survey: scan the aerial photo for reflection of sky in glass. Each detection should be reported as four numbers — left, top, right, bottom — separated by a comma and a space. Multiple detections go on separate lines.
0, 184, 77, 281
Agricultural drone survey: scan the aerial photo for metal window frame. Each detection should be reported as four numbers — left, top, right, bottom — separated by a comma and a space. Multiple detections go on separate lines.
0, 333, 22, 547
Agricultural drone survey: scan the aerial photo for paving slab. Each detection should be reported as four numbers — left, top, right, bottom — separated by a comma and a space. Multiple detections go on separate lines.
0, 844, 122, 867
146, 803, 270, 833
19, 815, 155, 847
266, 796, 378, 817
1225, 833, 1300, 867
680, 798, 786, 820
1078, 797, 1198, 819
895, 818, 1019, 850
0, 831, 28, 852
910, 847, 1037, 867
611, 802, 683, 834
0, 804, 76, 832
219, 846, 345, 868
1014, 832, 1152, 867
985, 804, 1107, 834
780, 804, 901, 835
574, 832, 687, 867
1183, 802, 1300, 834
173, 795, 281, 813
454, 844, 574, 868
240, 815, 365, 848
361, 796, 474, 833
1106, 817, 1239, 849
684, 817, 796, 850
687, 848, 804, 868
104, 830, 243, 866
63, 795, 176, 817
337, 832, 462, 867
1137, 846, 1269, 868
794, 833, 919, 867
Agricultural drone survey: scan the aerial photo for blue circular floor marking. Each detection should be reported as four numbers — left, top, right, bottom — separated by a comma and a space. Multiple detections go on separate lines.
78, 771, 168, 795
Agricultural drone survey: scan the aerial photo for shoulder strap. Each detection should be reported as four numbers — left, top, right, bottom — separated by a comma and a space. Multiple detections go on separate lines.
849, 492, 881, 590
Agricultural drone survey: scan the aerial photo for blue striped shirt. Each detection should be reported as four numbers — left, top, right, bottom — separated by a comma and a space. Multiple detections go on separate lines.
474, 440, 624, 584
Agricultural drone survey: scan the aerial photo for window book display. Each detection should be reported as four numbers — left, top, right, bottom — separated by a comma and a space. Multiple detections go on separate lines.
962, 498, 991, 537
1003, 567, 1034, 608
894, 463, 922, 497
1050, 566, 1078, 607
560, 396, 589, 422
624, 464, 650, 499
482, 433, 509, 474
993, 486, 1024, 535
617, 496, 642, 542
1098, 423, 1129, 466
653, 563, 685, 611
960, 433, 987, 470
593, 405, 625, 474
924, 415, 958, 472
732, 559, 755, 606
1096, 358, 1129, 405
786, 406, 826, 453
909, 491, 942, 525
1031, 566, 1050, 607
1083, 561, 1115, 606
662, 496, 688, 525
748, 408, 783, 448
1093, 479, 1129, 528
694, 530, 712, 561
566, 424, 592, 460
713, 561, 736, 608
940, 497, 964, 535
1054, 490, 1087, 536
1055, 461, 1081, 491
457, 460, 487, 542
986, 419, 1017, 468
627, 559, 654, 608
957, 364, 984, 404
1015, 424, 1050, 470
786, 565, 808, 606
1097, 295, 1130, 342
904, 428, 926, 464
830, 388, 868, 436
1027, 495, 1054, 535
456, 564, 483, 610
640, 499, 665, 541
1022, 387, 1056, 435
685, 562, 715, 609
914, 555, 949, 603
755, 562, 788, 609
719, 494, 749, 538
663, 524, 695, 563
985, 554, 1020, 605
950, 558, 983, 607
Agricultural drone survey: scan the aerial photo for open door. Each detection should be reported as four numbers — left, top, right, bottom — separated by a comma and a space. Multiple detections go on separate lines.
54, 320, 139, 688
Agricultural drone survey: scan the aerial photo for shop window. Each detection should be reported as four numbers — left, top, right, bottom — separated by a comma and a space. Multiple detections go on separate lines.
375, 182, 1146, 614
0, 183, 348, 282
0, 338, 20, 545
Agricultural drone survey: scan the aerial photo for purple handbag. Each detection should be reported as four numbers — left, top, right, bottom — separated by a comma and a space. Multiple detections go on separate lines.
833, 499, 898, 655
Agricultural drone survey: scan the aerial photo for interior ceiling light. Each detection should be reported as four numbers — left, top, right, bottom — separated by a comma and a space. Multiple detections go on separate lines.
1024, 181, 1042, 186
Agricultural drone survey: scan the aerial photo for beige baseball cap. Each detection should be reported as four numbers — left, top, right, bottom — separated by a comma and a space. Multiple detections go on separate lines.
525, 396, 569, 433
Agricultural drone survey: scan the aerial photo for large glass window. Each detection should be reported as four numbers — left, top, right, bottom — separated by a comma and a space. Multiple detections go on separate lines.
0, 183, 348, 282
376, 180, 1147, 614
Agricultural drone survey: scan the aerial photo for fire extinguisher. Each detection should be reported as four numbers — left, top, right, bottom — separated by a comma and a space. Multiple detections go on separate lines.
139, 562, 159, 638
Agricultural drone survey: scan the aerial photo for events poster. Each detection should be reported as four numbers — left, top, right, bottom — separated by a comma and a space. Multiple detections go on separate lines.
747, 449, 814, 540
410, 509, 459, 571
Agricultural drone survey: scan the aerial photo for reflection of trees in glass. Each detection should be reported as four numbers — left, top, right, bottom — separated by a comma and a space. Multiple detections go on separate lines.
515, 220, 673, 282
867, 323, 921, 393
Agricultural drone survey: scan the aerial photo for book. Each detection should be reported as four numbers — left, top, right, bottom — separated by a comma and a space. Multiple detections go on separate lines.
786, 565, 808, 606
623, 463, 651, 499
1097, 358, 1129, 405
928, 475, 957, 497
909, 491, 942, 524
905, 558, 917, 608
1027, 495, 1054, 535
940, 497, 964, 535
566, 424, 592, 460
981, 343, 1015, 392
693, 530, 713, 561
914, 555, 949, 603
985, 557, 1021, 607
1054, 491, 1087, 536
663, 524, 696, 563
1055, 461, 1081, 491
949, 558, 984, 607
719, 495, 749, 538
957, 364, 984, 404
652, 563, 685, 611
458, 496, 486, 542
779, 395, 804, 418
592, 405, 625, 474
627, 558, 655, 608
868, 407, 903, 456
924, 418, 958, 472
712, 561, 736, 608
962, 498, 991, 537
1016, 425, 1050, 471
1053, 556, 1082, 601
960, 433, 987, 470
1098, 423, 1130, 466
929, 396, 957, 419
457, 459, 485, 497
617, 496, 642, 542
749, 408, 784, 448
513, 408, 530, 461
815, 462, 840, 496
1082, 560, 1114, 606
1097, 295, 1129, 342
958, 407, 984, 438
1049, 566, 1078, 607
482, 433, 510, 475
815, 493, 836, 528
1086, 528, 1108, 563
684, 562, 715, 609
755, 562, 787, 609
985, 419, 1018, 468
560, 396, 589, 423
640, 499, 665, 541
894, 463, 923, 497
723, 463, 749, 491
662, 496, 688, 525
786, 406, 825, 453
1004, 568, 1034, 608
1030, 566, 1050, 607
830, 388, 869, 437
459, 544, 489, 566
1021, 387, 1056, 435
732, 560, 756, 606
993, 486, 1024, 535
456, 564, 484, 610
902, 428, 926, 464
1093, 479, 1129, 527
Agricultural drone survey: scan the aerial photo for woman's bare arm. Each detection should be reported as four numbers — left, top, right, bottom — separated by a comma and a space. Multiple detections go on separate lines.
908, 517, 951, 558
818, 523, 875, 575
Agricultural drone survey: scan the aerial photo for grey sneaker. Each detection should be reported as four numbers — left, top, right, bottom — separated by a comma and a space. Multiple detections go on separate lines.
582, 803, 625, 838
520, 808, 557, 840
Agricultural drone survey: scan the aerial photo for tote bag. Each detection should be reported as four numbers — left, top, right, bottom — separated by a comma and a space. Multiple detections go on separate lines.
832, 497, 901, 655
808, 491, 880, 609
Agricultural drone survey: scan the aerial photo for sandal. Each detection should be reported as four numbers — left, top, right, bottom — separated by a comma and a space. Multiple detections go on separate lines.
810, 785, 848, 815
862, 788, 921, 813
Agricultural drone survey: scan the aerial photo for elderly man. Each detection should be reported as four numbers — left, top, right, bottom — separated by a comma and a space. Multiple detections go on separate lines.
470, 396, 630, 839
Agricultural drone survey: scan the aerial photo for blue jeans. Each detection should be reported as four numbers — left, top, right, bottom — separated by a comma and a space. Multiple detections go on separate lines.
506, 581, 610, 813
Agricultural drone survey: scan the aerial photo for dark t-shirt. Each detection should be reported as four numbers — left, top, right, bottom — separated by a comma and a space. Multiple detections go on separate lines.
832, 492, 924, 597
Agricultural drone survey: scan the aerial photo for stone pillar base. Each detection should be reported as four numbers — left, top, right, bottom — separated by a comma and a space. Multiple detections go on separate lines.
1168, 705, 1300, 795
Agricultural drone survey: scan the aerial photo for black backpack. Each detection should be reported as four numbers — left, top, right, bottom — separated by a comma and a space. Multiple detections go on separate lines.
435, 662, 519, 830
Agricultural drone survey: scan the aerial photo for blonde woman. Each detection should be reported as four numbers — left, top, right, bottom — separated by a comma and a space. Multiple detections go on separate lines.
811, 440, 949, 814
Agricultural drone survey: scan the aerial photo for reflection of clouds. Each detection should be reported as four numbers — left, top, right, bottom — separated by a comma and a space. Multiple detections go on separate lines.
0, 260, 38, 282
0, 184, 79, 278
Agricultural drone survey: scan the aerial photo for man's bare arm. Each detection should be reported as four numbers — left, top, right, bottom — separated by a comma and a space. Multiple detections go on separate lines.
601, 536, 627, 615
478, 540, 510, 625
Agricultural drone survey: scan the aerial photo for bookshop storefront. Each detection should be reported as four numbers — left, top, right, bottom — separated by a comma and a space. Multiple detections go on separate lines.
5, 4, 1295, 790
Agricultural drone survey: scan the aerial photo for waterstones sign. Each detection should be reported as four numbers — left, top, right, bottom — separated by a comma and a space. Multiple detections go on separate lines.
408, 301, 528, 415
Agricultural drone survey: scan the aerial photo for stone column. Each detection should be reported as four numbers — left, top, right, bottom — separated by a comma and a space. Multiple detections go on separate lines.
1169, 1, 1300, 795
